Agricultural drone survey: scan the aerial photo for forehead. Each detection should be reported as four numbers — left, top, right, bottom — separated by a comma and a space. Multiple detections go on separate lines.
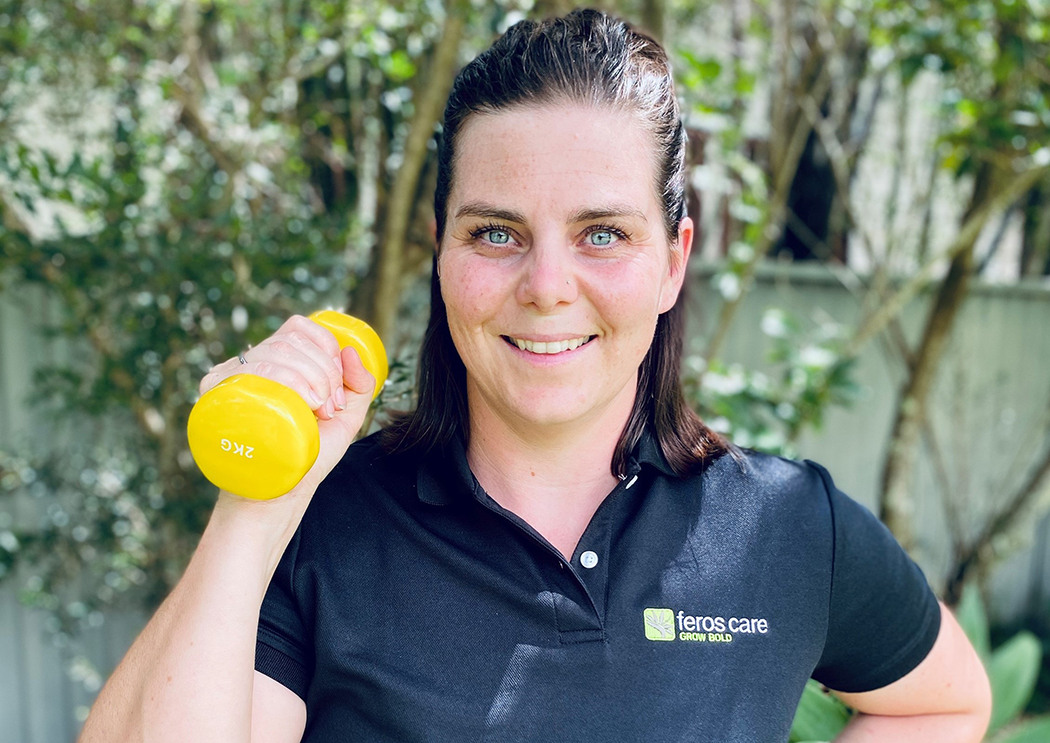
449, 103, 659, 216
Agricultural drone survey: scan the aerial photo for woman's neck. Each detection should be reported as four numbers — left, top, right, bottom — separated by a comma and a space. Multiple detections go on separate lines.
463, 384, 635, 558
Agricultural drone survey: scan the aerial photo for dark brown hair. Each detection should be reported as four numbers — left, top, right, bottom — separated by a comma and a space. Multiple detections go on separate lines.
378, 7, 738, 477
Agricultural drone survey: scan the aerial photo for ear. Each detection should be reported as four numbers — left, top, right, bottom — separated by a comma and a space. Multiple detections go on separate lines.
658, 216, 694, 314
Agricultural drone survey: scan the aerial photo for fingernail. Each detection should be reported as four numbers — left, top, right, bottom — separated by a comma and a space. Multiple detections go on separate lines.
335, 385, 346, 410
308, 391, 324, 409
325, 399, 335, 418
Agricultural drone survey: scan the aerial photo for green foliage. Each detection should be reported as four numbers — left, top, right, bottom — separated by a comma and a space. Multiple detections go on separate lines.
989, 632, 1044, 734
683, 307, 861, 456
989, 717, 1050, 743
0, 110, 357, 627
874, 0, 1050, 175
788, 680, 853, 742
958, 582, 993, 663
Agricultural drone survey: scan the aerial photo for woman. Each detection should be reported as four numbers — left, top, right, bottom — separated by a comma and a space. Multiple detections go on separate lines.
80, 9, 990, 743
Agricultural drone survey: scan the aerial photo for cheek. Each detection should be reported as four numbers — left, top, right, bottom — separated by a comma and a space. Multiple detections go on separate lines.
583, 258, 664, 331
440, 258, 506, 332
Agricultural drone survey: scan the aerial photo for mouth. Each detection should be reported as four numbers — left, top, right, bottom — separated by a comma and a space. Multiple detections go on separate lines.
501, 335, 597, 355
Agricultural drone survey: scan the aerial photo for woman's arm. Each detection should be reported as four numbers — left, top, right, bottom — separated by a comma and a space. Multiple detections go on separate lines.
830, 601, 991, 742
77, 316, 377, 743
77, 496, 299, 743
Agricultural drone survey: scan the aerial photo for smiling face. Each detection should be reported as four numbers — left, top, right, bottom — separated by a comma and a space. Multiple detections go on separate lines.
437, 102, 693, 436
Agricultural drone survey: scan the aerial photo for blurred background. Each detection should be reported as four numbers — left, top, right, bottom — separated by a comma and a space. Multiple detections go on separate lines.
0, 0, 1047, 740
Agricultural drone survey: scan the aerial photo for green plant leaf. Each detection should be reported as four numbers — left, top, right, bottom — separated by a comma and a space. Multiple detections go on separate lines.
989, 716, 1050, 743
988, 631, 1043, 733
380, 50, 416, 82
955, 583, 990, 663
789, 680, 851, 742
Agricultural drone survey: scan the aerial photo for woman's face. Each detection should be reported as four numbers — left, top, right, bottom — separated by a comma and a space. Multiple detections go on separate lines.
438, 102, 693, 434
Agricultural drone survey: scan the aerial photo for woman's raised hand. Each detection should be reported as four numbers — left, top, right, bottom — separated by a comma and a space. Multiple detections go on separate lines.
197, 314, 377, 527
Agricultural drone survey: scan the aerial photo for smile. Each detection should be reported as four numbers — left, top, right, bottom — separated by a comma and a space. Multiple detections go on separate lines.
501, 335, 597, 354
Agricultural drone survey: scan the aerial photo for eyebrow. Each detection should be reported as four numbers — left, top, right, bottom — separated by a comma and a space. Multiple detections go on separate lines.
453, 201, 648, 225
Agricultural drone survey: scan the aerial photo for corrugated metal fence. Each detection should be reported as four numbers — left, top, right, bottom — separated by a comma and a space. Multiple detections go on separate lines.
1, 261, 1048, 741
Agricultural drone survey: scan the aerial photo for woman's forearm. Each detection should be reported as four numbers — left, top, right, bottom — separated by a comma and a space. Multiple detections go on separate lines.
78, 496, 294, 743
833, 710, 988, 742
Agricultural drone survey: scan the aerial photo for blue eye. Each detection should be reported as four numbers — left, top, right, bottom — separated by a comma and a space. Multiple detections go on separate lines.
469, 223, 513, 245
584, 224, 630, 248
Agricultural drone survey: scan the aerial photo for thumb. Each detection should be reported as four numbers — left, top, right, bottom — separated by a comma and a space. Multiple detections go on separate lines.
341, 345, 378, 400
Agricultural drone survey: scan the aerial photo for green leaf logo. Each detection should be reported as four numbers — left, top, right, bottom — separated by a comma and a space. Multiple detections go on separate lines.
644, 608, 676, 641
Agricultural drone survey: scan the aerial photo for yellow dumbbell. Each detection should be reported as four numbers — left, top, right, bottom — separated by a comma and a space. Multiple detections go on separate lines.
186, 310, 388, 500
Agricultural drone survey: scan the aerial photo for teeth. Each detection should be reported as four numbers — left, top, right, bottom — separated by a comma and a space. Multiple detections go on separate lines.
510, 336, 593, 354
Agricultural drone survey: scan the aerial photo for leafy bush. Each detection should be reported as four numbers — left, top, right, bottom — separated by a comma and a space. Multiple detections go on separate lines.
684, 307, 861, 457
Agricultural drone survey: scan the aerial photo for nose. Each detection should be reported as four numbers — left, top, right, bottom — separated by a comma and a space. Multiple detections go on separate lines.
516, 237, 578, 312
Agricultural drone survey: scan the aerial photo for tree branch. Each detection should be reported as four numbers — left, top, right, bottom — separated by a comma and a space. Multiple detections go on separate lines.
845, 163, 1050, 358
702, 65, 831, 363
948, 438, 1050, 601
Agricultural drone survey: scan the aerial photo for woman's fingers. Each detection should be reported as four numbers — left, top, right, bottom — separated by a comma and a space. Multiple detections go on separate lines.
306, 347, 378, 470
254, 336, 344, 414
238, 359, 336, 419
277, 314, 342, 361
197, 314, 353, 421
199, 355, 245, 396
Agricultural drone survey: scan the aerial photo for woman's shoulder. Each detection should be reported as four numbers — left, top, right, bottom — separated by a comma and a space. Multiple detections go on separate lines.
701, 445, 836, 513
706, 444, 824, 484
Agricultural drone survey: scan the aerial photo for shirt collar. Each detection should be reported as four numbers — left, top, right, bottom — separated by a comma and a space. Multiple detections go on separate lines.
416, 423, 676, 507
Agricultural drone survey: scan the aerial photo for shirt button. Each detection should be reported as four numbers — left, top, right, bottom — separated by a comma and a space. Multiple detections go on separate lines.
580, 550, 599, 569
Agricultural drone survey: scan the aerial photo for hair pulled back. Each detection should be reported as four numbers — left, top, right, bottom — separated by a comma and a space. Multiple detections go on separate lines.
379, 7, 735, 476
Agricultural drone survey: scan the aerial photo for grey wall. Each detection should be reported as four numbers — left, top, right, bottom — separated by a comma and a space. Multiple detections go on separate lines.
0, 284, 149, 740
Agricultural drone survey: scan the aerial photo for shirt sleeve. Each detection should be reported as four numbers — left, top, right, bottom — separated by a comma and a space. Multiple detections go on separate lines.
805, 459, 942, 693
255, 527, 313, 702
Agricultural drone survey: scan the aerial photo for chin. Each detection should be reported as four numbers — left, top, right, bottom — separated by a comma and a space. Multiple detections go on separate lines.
505, 394, 596, 428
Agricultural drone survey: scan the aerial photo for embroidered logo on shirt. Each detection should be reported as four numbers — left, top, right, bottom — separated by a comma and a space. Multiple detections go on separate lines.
643, 608, 770, 643
643, 608, 676, 641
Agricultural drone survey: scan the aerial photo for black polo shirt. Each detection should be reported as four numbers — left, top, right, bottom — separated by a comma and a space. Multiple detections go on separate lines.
255, 425, 941, 742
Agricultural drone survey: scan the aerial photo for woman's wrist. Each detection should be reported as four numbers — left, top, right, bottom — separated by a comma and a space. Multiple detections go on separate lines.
207, 491, 309, 582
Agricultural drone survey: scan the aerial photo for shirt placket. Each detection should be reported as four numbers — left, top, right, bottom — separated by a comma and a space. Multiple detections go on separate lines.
473, 458, 643, 644
565, 461, 642, 630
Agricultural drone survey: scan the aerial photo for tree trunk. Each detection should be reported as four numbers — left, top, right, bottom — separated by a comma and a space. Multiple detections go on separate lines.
1020, 175, 1050, 277
369, 3, 464, 347
640, 0, 664, 43
878, 164, 994, 549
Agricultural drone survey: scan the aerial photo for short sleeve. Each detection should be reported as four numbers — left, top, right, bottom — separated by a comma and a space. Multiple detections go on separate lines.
805, 459, 942, 693
255, 528, 313, 702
